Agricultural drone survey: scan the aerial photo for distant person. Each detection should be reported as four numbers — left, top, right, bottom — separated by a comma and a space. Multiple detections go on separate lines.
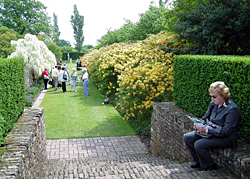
63, 62, 70, 78
64, 62, 68, 69
70, 68, 78, 92
58, 67, 68, 92
42, 68, 49, 90
50, 67, 55, 88
82, 68, 89, 95
51, 66, 59, 91
70, 58, 72, 64
76, 58, 80, 68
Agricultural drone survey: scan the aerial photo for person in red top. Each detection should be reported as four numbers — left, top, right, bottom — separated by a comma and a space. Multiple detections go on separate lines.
42, 68, 49, 90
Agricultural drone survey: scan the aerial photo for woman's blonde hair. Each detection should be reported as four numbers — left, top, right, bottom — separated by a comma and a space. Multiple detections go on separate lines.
72, 68, 76, 71
209, 81, 230, 99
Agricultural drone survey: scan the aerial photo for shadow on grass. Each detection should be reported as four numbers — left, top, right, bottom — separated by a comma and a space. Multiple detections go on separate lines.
48, 115, 136, 140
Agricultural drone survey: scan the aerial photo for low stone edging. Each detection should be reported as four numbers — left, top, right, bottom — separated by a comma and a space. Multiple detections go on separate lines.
0, 108, 47, 179
150, 102, 250, 179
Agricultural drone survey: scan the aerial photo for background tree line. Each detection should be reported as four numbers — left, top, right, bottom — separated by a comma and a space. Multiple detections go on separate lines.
0, 0, 249, 60
0, 0, 91, 60
95, 0, 250, 55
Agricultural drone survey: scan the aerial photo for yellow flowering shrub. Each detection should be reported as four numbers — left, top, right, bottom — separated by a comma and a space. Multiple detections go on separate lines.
80, 32, 178, 136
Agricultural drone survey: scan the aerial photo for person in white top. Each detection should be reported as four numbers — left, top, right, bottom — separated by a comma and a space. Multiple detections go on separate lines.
82, 68, 89, 95
51, 66, 59, 91
58, 67, 68, 92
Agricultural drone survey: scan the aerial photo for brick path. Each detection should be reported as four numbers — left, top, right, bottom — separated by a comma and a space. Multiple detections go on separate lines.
32, 88, 237, 179
32, 135, 236, 179
46, 136, 147, 160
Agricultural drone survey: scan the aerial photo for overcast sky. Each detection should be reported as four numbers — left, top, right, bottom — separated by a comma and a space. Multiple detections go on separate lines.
39, 0, 157, 47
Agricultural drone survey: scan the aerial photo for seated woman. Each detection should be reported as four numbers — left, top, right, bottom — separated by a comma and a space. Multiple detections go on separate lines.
184, 81, 241, 171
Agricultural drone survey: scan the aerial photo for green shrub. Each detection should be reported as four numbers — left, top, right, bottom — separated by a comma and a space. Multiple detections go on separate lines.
0, 57, 25, 143
0, 113, 4, 146
128, 117, 151, 137
62, 52, 85, 60
173, 55, 250, 143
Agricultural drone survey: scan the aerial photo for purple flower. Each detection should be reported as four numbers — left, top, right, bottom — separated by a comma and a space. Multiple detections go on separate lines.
25, 97, 32, 102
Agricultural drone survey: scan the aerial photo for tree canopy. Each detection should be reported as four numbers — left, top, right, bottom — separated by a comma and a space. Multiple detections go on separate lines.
59, 39, 71, 47
52, 13, 60, 45
0, 0, 51, 35
70, 4, 84, 52
165, 0, 250, 55
60, 46, 77, 53
47, 41, 62, 60
0, 27, 19, 58
97, 4, 167, 48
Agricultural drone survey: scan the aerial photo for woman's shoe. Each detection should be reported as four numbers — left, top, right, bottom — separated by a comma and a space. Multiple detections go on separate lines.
204, 163, 218, 171
190, 162, 200, 168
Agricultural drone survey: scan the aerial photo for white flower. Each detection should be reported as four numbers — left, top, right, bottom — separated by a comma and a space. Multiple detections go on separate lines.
8, 33, 57, 78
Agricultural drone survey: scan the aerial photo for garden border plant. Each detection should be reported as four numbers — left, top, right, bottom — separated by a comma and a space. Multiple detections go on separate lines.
24, 78, 44, 107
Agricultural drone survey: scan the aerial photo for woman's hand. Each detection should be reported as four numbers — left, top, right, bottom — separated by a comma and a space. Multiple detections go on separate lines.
194, 124, 207, 133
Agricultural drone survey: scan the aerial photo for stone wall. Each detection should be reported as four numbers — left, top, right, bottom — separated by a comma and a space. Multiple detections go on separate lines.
0, 108, 47, 179
24, 67, 34, 88
150, 102, 250, 179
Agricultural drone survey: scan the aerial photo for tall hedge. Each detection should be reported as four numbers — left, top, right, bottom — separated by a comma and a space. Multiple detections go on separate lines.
173, 55, 250, 143
0, 57, 25, 142
62, 53, 85, 60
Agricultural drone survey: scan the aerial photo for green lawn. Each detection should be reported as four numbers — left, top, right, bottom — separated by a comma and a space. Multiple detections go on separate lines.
40, 62, 136, 139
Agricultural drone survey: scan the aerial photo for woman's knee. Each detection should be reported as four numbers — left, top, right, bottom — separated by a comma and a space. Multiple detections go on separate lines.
184, 131, 196, 143
194, 139, 206, 151
184, 133, 189, 143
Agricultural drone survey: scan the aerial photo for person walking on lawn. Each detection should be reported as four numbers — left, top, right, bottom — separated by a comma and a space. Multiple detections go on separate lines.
52, 66, 59, 91
82, 68, 89, 95
58, 67, 68, 93
70, 68, 78, 92
42, 68, 49, 90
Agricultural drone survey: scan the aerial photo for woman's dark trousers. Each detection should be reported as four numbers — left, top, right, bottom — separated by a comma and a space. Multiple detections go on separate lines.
44, 79, 49, 89
62, 82, 66, 92
184, 131, 232, 169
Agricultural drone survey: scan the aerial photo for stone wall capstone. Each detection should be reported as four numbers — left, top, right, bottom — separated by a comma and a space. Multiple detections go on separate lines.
150, 102, 250, 179
0, 108, 47, 179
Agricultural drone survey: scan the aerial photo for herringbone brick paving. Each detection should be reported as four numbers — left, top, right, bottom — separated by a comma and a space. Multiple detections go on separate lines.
32, 136, 236, 179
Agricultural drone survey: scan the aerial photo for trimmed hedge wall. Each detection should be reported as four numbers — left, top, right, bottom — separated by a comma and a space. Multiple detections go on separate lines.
62, 53, 85, 60
0, 58, 25, 142
173, 55, 250, 143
